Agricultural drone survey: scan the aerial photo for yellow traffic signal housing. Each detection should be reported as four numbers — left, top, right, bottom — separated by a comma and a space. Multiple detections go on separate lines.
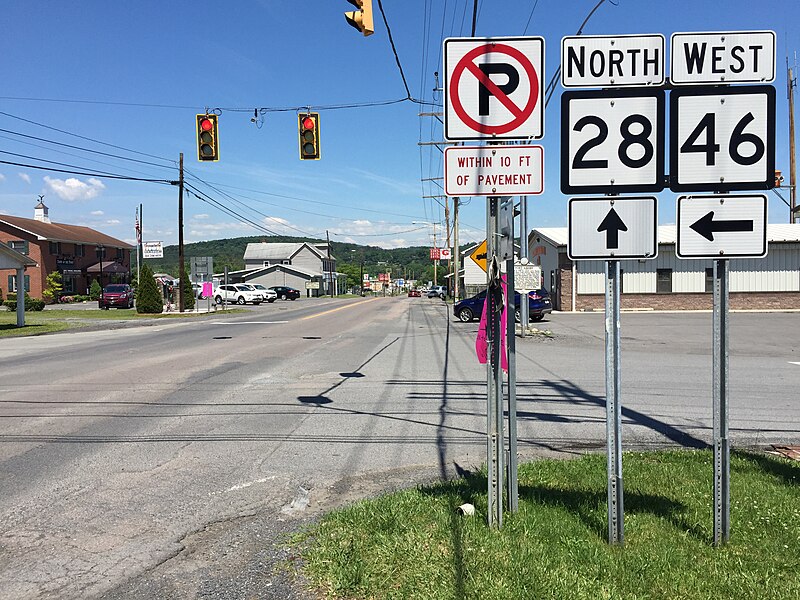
298, 113, 321, 160
344, 0, 374, 37
196, 114, 219, 162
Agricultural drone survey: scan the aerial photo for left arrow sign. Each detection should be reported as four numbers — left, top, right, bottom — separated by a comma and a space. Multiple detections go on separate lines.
597, 208, 628, 249
689, 211, 753, 242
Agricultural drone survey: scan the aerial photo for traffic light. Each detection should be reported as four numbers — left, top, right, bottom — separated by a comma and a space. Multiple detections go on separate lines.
344, 0, 374, 37
196, 114, 219, 162
298, 113, 321, 160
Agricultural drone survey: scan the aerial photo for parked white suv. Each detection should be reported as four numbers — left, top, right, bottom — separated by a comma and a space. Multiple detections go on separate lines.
247, 284, 278, 303
214, 284, 263, 305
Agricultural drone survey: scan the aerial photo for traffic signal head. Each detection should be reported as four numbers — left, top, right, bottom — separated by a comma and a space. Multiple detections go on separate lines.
299, 113, 321, 160
196, 114, 219, 162
344, 0, 374, 37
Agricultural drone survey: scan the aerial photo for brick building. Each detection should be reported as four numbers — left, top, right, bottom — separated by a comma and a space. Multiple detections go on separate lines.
529, 224, 800, 311
0, 202, 134, 299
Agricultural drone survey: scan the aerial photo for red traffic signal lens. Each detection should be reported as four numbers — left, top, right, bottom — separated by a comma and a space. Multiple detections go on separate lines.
302, 117, 315, 130
200, 118, 214, 131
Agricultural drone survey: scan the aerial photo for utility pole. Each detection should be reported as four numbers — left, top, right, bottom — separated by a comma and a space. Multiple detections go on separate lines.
178, 153, 185, 312
789, 60, 798, 223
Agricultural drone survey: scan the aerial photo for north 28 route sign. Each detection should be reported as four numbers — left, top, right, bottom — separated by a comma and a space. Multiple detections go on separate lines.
670, 85, 776, 192
561, 88, 665, 194
444, 37, 544, 141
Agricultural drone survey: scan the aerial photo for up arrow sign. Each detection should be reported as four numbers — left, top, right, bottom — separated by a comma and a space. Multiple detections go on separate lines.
597, 208, 628, 249
568, 196, 658, 261
689, 211, 753, 242
677, 194, 767, 259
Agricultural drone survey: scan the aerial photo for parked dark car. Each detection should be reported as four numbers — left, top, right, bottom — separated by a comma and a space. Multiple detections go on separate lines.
453, 289, 552, 323
269, 286, 301, 301
99, 284, 135, 309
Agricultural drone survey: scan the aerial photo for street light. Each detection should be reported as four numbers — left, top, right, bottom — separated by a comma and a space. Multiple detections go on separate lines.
413, 221, 439, 286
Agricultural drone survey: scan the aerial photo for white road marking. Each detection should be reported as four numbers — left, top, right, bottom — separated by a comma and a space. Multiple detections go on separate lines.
224, 476, 277, 493
211, 321, 289, 325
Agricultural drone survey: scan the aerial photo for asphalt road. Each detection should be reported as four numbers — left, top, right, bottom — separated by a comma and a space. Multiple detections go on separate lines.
0, 297, 798, 599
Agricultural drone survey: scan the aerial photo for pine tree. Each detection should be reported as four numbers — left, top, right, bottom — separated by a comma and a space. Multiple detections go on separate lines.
89, 279, 102, 301
136, 262, 164, 314
182, 265, 195, 310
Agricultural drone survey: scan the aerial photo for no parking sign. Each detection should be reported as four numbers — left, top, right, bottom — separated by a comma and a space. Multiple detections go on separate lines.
444, 37, 545, 141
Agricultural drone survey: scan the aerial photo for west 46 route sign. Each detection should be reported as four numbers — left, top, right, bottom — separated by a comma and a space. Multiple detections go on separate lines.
444, 37, 544, 141
670, 86, 775, 192
561, 88, 665, 194
568, 196, 658, 260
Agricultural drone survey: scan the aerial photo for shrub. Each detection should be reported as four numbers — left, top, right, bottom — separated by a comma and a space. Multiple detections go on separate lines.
89, 280, 102, 301
4, 293, 45, 311
136, 263, 164, 314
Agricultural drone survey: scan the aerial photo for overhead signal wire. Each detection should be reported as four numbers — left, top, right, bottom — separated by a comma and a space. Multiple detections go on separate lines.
182, 173, 426, 223
0, 126, 176, 171
183, 170, 322, 238
184, 182, 285, 237
0, 110, 174, 163
0, 157, 174, 184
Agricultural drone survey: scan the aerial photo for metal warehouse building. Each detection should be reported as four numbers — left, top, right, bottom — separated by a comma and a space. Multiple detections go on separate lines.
528, 224, 800, 312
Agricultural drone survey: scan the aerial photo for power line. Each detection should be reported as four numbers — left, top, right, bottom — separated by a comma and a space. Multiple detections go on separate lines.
376, 0, 412, 100
0, 157, 174, 184
0, 110, 174, 163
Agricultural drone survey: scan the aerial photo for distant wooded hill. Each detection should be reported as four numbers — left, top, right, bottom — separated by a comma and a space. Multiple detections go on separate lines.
142, 235, 476, 283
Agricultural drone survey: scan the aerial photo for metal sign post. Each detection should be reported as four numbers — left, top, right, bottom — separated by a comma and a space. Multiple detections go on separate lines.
506, 247, 518, 513
712, 259, 730, 545
486, 196, 504, 528
605, 259, 624, 544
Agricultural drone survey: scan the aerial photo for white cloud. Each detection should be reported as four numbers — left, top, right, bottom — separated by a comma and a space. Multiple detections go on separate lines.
106, 219, 121, 225
193, 213, 210, 219
0, 174, 6, 182
18, 173, 31, 184
43, 176, 105, 201
91, 210, 104, 216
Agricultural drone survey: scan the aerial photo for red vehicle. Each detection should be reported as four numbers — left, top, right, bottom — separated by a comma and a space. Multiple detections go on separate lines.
99, 284, 135, 309
407, 289, 421, 297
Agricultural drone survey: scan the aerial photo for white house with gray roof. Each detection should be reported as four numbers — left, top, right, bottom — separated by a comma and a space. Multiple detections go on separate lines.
222, 242, 342, 295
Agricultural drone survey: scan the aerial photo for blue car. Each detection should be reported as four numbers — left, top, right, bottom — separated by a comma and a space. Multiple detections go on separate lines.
453, 289, 552, 323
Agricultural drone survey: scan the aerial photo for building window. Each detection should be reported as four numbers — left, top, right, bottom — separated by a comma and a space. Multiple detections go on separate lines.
116, 247, 124, 259
656, 269, 672, 294
7, 275, 31, 293
263, 261, 271, 267
49, 241, 61, 255
8, 240, 29, 255
96, 247, 106, 259
75, 244, 85, 257
705, 268, 714, 293
282, 260, 290, 265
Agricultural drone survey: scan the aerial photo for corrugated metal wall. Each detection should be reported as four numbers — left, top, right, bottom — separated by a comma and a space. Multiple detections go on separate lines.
577, 243, 800, 293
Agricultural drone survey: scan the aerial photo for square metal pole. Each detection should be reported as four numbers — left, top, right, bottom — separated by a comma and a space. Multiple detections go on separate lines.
605, 260, 624, 544
486, 196, 503, 528
506, 255, 518, 512
713, 259, 730, 546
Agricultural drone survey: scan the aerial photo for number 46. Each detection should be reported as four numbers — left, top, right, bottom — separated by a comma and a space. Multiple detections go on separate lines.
681, 112, 765, 166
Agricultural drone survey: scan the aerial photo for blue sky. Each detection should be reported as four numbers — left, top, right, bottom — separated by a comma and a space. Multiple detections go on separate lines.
1, 1, 799, 250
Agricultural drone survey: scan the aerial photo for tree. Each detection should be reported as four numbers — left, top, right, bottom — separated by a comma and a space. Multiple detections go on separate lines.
136, 262, 163, 314
181, 265, 195, 310
89, 280, 102, 301
42, 271, 63, 304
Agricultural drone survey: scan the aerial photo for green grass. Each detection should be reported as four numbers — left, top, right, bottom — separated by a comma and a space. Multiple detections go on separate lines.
0, 307, 245, 338
294, 450, 800, 600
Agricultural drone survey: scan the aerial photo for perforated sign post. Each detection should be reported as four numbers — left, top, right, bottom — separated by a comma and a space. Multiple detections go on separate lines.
668, 30, 776, 548
444, 37, 544, 141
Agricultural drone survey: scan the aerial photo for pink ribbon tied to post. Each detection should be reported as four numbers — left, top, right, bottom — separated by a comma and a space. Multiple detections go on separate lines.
475, 274, 508, 372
